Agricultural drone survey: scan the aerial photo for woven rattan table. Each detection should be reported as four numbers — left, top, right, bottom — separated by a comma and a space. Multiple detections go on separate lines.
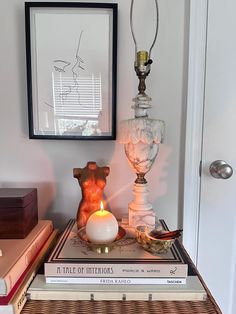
21, 242, 222, 314
22, 298, 221, 314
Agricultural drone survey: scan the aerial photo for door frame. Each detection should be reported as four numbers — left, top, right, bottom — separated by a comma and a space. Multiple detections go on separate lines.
182, 0, 209, 264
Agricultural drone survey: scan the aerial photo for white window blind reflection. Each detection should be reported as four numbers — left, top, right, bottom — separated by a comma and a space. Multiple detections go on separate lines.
52, 72, 102, 119
50, 72, 102, 135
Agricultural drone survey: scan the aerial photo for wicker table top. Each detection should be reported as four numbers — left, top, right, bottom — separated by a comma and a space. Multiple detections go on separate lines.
22, 298, 221, 314
21, 241, 222, 314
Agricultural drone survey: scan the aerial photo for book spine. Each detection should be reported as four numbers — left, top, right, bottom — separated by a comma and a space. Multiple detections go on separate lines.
8, 230, 58, 314
3, 222, 53, 295
46, 277, 186, 285
0, 230, 58, 314
28, 274, 207, 302
44, 263, 188, 278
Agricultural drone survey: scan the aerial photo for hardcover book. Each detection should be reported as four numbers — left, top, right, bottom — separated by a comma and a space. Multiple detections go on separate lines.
45, 276, 187, 285
0, 230, 58, 314
28, 274, 207, 301
0, 220, 53, 295
44, 219, 188, 278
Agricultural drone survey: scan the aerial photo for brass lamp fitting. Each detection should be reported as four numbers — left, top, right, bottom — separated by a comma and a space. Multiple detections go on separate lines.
135, 51, 153, 94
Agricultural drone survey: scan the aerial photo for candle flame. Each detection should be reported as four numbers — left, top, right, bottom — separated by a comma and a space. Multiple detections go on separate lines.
100, 201, 104, 212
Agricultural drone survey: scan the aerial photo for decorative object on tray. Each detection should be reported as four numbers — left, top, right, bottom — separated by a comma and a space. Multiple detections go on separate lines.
73, 162, 110, 229
135, 225, 183, 254
85, 201, 119, 245
78, 224, 126, 254
119, 0, 165, 229
76, 200, 121, 254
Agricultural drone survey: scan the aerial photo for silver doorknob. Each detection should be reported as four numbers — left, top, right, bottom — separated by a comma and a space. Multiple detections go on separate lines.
209, 160, 233, 179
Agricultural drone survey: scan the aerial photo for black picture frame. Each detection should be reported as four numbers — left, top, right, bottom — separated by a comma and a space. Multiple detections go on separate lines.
25, 2, 117, 140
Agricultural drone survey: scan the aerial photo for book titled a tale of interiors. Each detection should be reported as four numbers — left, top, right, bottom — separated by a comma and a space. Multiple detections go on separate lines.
45, 219, 188, 279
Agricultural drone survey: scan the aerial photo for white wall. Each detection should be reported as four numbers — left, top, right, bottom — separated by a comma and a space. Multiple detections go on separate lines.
0, 0, 189, 230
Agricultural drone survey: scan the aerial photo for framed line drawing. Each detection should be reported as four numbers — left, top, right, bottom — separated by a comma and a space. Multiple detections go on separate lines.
25, 2, 117, 140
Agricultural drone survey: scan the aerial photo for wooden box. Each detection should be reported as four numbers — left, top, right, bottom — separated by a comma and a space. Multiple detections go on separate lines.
0, 188, 38, 239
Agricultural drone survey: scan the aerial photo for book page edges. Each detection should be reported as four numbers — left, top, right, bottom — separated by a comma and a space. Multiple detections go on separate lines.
0, 221, 53, 295
7, 230, 58, 314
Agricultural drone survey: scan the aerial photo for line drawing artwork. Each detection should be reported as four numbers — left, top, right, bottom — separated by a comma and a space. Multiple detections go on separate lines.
53, 30, 85, 102
53, 60, 71, 73
27, 3, 116, 139
41, 30, 102, 136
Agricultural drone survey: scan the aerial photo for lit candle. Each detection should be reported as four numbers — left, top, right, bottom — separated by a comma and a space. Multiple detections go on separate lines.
86, 202, 119, 244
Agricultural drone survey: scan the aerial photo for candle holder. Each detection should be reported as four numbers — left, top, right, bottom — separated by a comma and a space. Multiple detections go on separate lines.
78, 226, 126, 254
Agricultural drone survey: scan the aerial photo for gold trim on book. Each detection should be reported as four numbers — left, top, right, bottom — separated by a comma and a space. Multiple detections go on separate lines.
47, 219, 184, 264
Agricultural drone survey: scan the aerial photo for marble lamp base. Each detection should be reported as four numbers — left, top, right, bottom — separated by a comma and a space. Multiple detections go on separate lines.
129, 183, 152, 211
128, 207, 156, 229
128, 183, 156, 229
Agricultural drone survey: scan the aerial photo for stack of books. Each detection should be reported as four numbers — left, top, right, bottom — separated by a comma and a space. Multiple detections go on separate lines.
27, 219, 207, 301
0, 220, 57, 314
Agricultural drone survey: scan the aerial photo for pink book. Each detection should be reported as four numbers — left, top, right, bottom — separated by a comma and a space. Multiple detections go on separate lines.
0, 220, 53, 295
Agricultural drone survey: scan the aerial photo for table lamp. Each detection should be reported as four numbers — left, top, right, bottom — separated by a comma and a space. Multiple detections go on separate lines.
119, 0, 164, 228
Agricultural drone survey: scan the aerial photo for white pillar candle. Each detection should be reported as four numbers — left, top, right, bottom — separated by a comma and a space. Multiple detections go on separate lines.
86, 202, 119, 244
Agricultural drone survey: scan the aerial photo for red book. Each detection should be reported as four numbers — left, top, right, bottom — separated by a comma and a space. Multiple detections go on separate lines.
0, 220, 53, 295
